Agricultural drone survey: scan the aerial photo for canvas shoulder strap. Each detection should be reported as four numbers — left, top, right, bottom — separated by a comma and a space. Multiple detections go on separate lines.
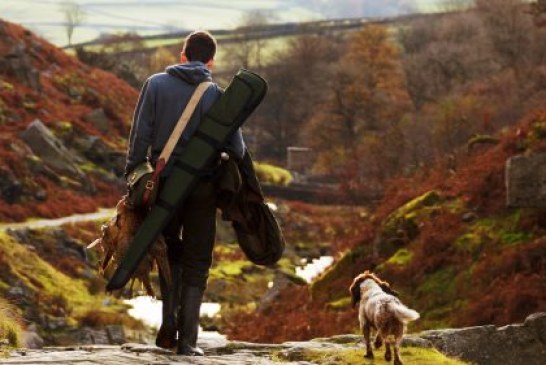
158, 81, 213, 167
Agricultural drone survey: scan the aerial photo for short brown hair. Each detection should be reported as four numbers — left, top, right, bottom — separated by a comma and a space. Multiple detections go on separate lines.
183, 31, 217, 63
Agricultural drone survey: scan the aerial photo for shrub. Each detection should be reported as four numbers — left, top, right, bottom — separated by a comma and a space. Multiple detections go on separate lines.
78, 309, 144, 330
254, 162, 293, 186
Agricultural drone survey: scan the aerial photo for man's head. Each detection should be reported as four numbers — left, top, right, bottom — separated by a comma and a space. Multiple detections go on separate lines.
181, 30, 217, 67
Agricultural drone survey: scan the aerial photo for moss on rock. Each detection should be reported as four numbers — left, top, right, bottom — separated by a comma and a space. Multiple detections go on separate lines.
326, 296, 352, 311
377, 191, 442, 258
384, 248, 414, 267
310, 244, 372, 302
276, 346, 468, 365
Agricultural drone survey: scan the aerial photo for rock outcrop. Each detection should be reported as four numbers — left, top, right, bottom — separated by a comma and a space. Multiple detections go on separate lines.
415, 312, 546, 365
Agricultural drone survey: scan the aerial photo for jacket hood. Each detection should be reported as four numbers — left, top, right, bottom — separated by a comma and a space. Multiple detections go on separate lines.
166, 62, 212, 84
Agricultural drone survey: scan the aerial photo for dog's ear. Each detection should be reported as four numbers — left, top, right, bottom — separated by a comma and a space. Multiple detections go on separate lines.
350, 282, 361, 308
349, 276, 364, 308
380, 283, 400, 298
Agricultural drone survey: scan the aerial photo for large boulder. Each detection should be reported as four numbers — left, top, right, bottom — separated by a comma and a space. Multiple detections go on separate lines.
0, 42, 42, 92
83, 108, 110, 133
0, 168, 23, 204
72, 134, 125, 177
20, 120, 93, 191
417, 312, 546, 365
506, 153, 546, 208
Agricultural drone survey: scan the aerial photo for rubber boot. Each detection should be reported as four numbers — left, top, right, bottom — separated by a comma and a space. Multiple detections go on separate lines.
155, 263, 182, 349
176, 285, 205, 356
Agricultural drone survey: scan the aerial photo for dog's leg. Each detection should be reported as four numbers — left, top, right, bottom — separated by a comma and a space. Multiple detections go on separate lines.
363, 322, 374, 359
384, 341, 392, 362
393, 338, 403, 365
374, 332, 383, 349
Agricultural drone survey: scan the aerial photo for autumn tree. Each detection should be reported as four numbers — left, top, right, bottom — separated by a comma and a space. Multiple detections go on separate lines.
308, 25, 411, 188
399, 13, 493, 111
225, 10, 273, 70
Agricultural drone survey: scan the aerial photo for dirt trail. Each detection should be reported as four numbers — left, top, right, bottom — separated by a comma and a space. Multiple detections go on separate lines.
0, 209, 115, 231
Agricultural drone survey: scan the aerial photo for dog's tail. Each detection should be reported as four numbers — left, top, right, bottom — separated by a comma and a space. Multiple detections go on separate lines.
392, 303, 420, 323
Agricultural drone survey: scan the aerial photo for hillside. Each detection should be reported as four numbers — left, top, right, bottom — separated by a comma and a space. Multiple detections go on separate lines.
223, 109, 546, 343
0, 19, 137, 222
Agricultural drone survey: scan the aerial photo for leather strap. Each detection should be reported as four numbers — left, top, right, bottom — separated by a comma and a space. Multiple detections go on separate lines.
159, 81, 213, 164
142, 81, 212, 206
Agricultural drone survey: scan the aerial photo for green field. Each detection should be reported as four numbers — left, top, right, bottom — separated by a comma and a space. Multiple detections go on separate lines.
0, 0, 446, 47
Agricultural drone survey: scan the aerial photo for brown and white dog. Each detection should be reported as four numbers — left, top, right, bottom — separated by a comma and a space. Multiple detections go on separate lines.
350, 271, 419, 365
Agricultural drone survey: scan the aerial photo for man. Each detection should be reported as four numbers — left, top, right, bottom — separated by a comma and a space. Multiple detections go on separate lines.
125, 30, 245, 356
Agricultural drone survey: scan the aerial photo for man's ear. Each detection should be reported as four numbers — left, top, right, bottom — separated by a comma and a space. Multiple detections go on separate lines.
206, 58, 214, 70
180, 52, 188, 63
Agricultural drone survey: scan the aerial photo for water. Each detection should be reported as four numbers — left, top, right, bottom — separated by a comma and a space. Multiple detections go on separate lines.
124, 297, 221, 330
125, 256, 334, 331
295, 256, 334, 283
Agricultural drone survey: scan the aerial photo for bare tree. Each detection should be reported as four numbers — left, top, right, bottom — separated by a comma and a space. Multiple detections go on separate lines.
399, 13, 495, 110
475, 0, 534, 102
225, 10, 274, 70
61, 1, 85, 46
250, 34, 337, 161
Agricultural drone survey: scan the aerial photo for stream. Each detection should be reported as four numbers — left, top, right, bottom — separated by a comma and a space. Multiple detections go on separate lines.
0, 208, 335, 340
125, 256, 334, 332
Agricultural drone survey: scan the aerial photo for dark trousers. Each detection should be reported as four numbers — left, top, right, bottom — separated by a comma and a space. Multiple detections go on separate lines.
162, 180, 217, 290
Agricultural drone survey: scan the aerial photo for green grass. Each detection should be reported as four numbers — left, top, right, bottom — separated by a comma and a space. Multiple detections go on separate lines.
0, 233, 125, 324
276, 347, 468, 365
455, 211, 533, 254
0, 298, 22, 348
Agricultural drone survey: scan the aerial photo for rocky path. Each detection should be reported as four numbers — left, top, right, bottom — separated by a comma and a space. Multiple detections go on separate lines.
4, 313, 546, 365
2, 335, 338, 365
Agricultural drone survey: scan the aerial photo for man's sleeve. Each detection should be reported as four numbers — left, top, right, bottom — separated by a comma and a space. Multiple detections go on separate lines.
125, 78, 155, 177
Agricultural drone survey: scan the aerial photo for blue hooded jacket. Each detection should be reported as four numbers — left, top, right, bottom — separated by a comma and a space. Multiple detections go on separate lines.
125, 61, 246, 176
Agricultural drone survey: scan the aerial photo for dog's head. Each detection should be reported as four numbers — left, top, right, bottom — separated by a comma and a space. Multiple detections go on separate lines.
349, 270, 400, 308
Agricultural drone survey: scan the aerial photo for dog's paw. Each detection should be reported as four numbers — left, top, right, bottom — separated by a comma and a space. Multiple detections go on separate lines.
364, 351, 374, 359
385, 351, 392, 362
